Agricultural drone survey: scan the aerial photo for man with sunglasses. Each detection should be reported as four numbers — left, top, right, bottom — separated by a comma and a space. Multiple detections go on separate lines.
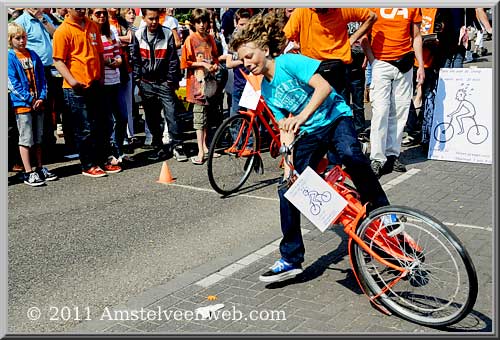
53, 8, 121, 177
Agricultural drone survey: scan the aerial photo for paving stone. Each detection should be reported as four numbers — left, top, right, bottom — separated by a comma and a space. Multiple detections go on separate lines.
219, 277, 257, 289
178, 321, 218, 333
257, 294, 292, 309
131, 321, 163, 332
228, 295, 261, 307
270, 314, 307, 332
102, 323, 137, 333
285, 298, 326, 312
148, 295, 183, 309
219, 321, 251, 333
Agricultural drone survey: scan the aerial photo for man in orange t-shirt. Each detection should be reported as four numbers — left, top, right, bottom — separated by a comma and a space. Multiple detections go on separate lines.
366, 8, 425, 177
53, 8, 119, 178
283, 8, 377, 100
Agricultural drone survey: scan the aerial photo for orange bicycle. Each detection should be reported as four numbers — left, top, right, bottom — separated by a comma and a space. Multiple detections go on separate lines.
207, 74, 283, 195
279, 132, 478, 327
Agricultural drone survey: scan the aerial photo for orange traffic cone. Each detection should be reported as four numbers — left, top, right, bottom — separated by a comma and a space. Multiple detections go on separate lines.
157, 161, 176, 184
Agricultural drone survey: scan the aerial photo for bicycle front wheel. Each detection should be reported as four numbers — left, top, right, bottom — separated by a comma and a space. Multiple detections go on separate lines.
351, 205, 478, 327
433, 122, 454, 143
207, 115, 259, 195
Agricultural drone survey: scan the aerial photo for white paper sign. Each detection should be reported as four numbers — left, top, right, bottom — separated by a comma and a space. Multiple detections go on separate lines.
238, 80, 260, 110
284, 166, 348, 232
428, 68, 492, 164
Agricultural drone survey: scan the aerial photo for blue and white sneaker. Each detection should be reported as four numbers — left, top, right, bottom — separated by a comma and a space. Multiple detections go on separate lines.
259, 258, 303, 283
36, 167, 58, 181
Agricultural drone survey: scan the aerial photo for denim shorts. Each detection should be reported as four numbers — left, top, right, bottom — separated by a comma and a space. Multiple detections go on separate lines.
16, 111, 43, 147
193, 104, 208, 130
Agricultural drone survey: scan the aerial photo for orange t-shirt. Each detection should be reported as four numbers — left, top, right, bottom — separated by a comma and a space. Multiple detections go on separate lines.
159, 11, 167, 25
180, 32, 219, 105
283, 8, 372, 64
415, 8, 438, 68
370, 8, 422, 61
14, 50, 36, 114
52, 15, 104, 88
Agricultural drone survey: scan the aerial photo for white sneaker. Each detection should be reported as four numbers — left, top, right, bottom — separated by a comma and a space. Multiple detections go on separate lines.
108, 156, 120, 165
144, 136, 153, 146
24, 171, 46, 187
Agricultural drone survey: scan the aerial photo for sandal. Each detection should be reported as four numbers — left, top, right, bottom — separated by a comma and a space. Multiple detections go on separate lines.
204, 152, 221, 159
191, 156, 205, 165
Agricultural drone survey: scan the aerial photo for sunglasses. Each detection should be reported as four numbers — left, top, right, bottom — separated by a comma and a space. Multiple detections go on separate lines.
93, 11, 107, 16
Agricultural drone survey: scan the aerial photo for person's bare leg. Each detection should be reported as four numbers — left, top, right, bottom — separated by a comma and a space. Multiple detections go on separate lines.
195, 129, 205, 161
19, 145, 32, 173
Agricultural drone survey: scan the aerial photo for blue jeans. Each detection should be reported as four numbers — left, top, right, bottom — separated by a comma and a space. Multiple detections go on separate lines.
104, 84, 127, 158
138, 80, 182, 149
277, 117, 390, 265
442, 52, 464, 68
406, 67, 438, 136
230, 87, 244, 117
63, 82, 107, 170
365, 62, 372, 87
345, 66, 366, 133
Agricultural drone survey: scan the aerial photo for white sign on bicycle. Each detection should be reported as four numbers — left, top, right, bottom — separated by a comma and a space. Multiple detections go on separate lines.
284, 166, 347, 232
429, 68, 492, 164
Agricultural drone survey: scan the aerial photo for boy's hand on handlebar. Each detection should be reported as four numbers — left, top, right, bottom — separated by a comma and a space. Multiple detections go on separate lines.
279, 114, 307, 133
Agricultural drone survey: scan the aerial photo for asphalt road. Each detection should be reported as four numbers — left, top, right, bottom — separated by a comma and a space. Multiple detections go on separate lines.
8, 148, 286, 333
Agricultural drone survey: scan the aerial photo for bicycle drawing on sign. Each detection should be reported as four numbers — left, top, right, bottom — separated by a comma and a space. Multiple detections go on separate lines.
301, 186, 332, 216
433, 85, 489, 145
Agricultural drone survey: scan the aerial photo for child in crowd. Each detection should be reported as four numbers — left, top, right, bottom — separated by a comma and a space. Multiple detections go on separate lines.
218, 8, 252, 117
181, 8, 221, 165
8, 22, 58, 186
230, 13, 389, 283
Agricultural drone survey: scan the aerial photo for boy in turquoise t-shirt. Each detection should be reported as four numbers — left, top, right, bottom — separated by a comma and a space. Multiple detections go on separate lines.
230, 13, 389, 283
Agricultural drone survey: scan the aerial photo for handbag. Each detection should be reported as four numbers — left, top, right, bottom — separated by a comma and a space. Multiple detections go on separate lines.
387, 51, 415, 74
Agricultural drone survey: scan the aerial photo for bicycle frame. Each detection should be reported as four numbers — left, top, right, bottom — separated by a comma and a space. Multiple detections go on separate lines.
280, 141, 419, 314
322, 166, 419, 314
233, 71, 282, 157
235, 98, 281, 156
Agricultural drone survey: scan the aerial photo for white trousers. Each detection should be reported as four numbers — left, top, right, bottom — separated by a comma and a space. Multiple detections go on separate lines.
369, 59, 413, 163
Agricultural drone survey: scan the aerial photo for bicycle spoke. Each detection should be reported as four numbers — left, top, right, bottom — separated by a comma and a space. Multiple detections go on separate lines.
207, 116, 258, 195
353, 207, 477, 327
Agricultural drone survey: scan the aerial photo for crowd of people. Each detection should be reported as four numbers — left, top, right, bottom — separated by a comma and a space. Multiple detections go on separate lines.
7, 7, 493, 282
7, 7, 493, 184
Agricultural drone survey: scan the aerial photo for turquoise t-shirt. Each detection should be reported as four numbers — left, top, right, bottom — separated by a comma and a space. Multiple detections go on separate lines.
261, 53, 352, 134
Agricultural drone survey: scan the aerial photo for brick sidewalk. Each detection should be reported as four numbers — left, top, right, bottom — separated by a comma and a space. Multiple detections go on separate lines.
70, 151, 493, 334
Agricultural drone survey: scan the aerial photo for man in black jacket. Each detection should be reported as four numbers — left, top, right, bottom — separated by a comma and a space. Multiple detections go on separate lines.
132, 8, 187, 161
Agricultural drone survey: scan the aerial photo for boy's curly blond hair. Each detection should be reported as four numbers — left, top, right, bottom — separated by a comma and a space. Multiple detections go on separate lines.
229, 13, 287, 58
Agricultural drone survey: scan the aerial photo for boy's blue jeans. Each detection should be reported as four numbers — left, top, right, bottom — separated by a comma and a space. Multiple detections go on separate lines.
277, 116, 390, 265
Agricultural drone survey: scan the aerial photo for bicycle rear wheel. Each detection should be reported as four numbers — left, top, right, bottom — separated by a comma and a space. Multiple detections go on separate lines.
207, 115, 259, 195
351, 205, 478, 327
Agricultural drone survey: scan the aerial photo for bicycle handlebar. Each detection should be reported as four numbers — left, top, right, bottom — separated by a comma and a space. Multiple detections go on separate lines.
278, 130, 308, 189
279, 130, 308, 156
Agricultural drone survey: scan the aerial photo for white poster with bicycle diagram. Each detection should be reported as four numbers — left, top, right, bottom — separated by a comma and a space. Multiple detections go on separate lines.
284, 166, 347, 232
429, 68, 492, 164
